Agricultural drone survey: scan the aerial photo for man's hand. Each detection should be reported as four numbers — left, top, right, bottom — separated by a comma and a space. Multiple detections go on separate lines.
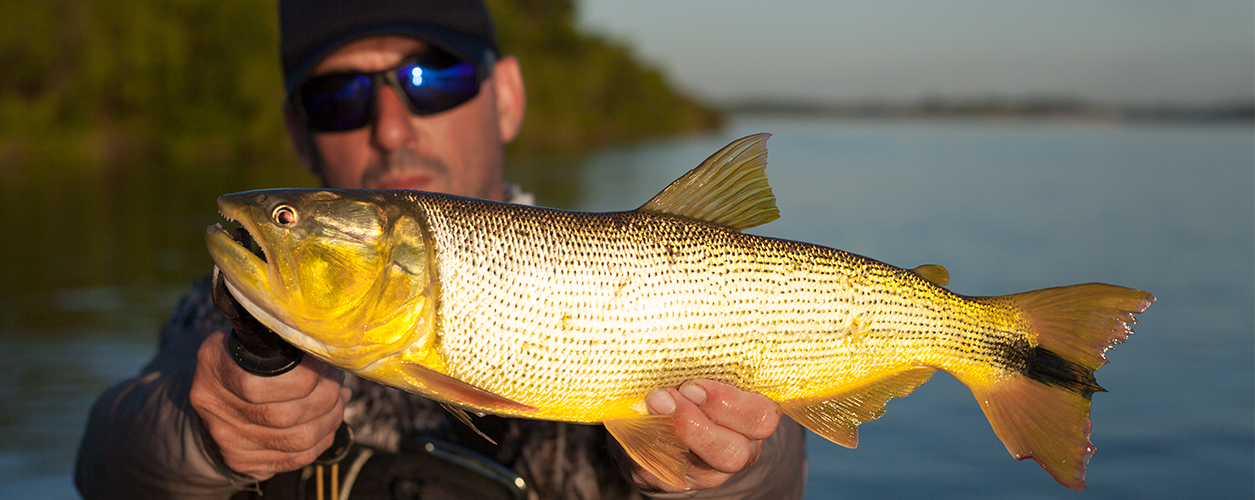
189, 331, 349, 480
620, 379, 783, 493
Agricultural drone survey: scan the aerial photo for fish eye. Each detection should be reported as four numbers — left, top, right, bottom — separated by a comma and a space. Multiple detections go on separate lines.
272, 205, 298, 226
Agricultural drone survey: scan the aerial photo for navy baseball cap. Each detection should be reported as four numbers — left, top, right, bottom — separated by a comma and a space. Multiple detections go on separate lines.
280, 0, 500, 97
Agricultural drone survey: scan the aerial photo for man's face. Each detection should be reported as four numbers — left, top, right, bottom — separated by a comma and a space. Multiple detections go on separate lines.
302, 36, 523, 201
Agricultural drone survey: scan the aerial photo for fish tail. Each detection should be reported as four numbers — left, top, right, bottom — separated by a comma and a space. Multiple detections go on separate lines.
970, 283, 1154, 491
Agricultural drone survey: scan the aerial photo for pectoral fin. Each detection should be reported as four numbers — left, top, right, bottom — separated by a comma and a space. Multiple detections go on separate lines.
781, 367, 935, 447
398, 361, 536, 415
603, 414, 689, 489
440, 402, 499, 444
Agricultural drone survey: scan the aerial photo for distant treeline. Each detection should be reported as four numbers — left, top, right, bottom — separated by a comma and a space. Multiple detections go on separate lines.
0, 0, 722, 168
726, 97, 1255, 122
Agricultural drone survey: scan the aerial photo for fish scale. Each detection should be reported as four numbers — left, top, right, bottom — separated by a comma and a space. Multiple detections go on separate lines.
413, 193, 962, 421
207, 133, 1153, 490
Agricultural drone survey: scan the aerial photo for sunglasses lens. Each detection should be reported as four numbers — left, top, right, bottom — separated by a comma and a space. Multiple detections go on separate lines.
394, 60, 480, 115
299, 73, 374, 132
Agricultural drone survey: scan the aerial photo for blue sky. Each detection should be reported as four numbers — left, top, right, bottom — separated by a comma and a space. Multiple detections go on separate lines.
578, 0, 1254, 105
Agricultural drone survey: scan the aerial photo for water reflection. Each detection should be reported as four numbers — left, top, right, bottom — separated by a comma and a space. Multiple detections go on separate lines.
1, 116, 1251, 499
0, 156, 317, 338
0, 154, 318, 497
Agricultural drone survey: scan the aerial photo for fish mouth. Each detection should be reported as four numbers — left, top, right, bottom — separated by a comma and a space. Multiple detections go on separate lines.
206, 199, 268, 266
205, 203, 275, 317
206, 205, 336, 358
220, 223, 266, 262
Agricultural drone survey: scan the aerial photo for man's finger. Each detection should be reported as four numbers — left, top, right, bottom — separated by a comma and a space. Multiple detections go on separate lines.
646, 387, 760, 476
678, 379, 781, 441
235, 367, 346, 429
253, 395, 346, 453
220, 430, 338, 481
191, 331, 349, 480
195, 332, 344, 426
220, 349, 336, 406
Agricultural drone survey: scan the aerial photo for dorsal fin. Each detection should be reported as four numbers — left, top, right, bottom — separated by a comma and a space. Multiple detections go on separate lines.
637, 133, 779, 231
911, 264, 949, 286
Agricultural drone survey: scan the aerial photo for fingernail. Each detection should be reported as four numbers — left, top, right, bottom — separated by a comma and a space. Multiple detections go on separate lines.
645, 389, 676, 415
679, 382, 707, 406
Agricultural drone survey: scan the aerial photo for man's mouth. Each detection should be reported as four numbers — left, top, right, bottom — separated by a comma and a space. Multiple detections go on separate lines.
369, 172, 436, 191
362, 150, 449, 191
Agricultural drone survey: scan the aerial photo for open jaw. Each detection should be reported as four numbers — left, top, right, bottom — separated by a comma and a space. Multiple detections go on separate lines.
205, 208, 275, 320
230, 225, 265, 262
206, 212, 269, 291
205, 214, 348, 364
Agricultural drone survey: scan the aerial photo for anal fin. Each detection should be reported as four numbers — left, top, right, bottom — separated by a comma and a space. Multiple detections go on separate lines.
398, 361, 536, 415
782, 367, 935, 447
604, 414, 689, 489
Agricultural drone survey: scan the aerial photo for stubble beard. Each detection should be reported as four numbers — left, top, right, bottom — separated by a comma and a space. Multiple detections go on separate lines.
359, 147, 451, 191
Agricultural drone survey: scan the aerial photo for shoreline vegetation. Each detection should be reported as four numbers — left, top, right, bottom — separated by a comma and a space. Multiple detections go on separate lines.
0, 0, 722, 173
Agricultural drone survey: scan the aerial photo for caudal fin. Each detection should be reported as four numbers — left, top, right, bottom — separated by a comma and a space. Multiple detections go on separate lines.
972, 283, 1154, 490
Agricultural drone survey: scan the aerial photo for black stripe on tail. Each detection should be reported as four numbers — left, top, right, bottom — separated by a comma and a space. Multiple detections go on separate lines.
1000, 337, 1105, 399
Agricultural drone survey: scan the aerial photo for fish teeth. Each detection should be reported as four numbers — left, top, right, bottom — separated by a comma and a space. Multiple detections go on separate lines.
217, 209, 241, 224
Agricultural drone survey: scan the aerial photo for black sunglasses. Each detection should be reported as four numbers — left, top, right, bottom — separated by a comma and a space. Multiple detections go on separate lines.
295, 51, 493, 132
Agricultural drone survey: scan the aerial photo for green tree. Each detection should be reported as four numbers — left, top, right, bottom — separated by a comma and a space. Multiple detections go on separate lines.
0, 0, 721, 168
490, 0, 723, 152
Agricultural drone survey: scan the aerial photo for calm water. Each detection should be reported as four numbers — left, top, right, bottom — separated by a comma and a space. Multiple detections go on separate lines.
1, 116, 1250, 499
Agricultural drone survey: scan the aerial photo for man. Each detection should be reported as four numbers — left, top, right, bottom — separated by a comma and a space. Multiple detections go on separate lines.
76, 1, 808, 498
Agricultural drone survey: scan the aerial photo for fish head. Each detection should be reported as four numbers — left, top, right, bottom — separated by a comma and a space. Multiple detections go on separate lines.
206, 189, 434, 370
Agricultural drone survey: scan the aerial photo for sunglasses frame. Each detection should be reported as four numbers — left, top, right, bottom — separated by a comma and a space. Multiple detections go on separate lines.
294, 50, 496, 132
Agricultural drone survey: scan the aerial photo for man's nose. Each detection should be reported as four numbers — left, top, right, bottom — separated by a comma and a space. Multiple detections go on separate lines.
371, 85, 417, 150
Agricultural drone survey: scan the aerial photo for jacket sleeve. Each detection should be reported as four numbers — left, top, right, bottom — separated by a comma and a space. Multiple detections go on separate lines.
75, 278, 257, 500
643, 416, 809, 500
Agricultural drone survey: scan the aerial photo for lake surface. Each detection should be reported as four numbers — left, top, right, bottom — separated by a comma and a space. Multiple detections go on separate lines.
1, 116, 1250, 499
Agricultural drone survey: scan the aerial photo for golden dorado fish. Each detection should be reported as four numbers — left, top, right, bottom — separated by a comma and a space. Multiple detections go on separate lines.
206, 134, 1153, 491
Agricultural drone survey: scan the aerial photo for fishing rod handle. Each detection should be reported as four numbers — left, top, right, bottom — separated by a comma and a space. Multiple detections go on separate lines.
226, 328, 304, 376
